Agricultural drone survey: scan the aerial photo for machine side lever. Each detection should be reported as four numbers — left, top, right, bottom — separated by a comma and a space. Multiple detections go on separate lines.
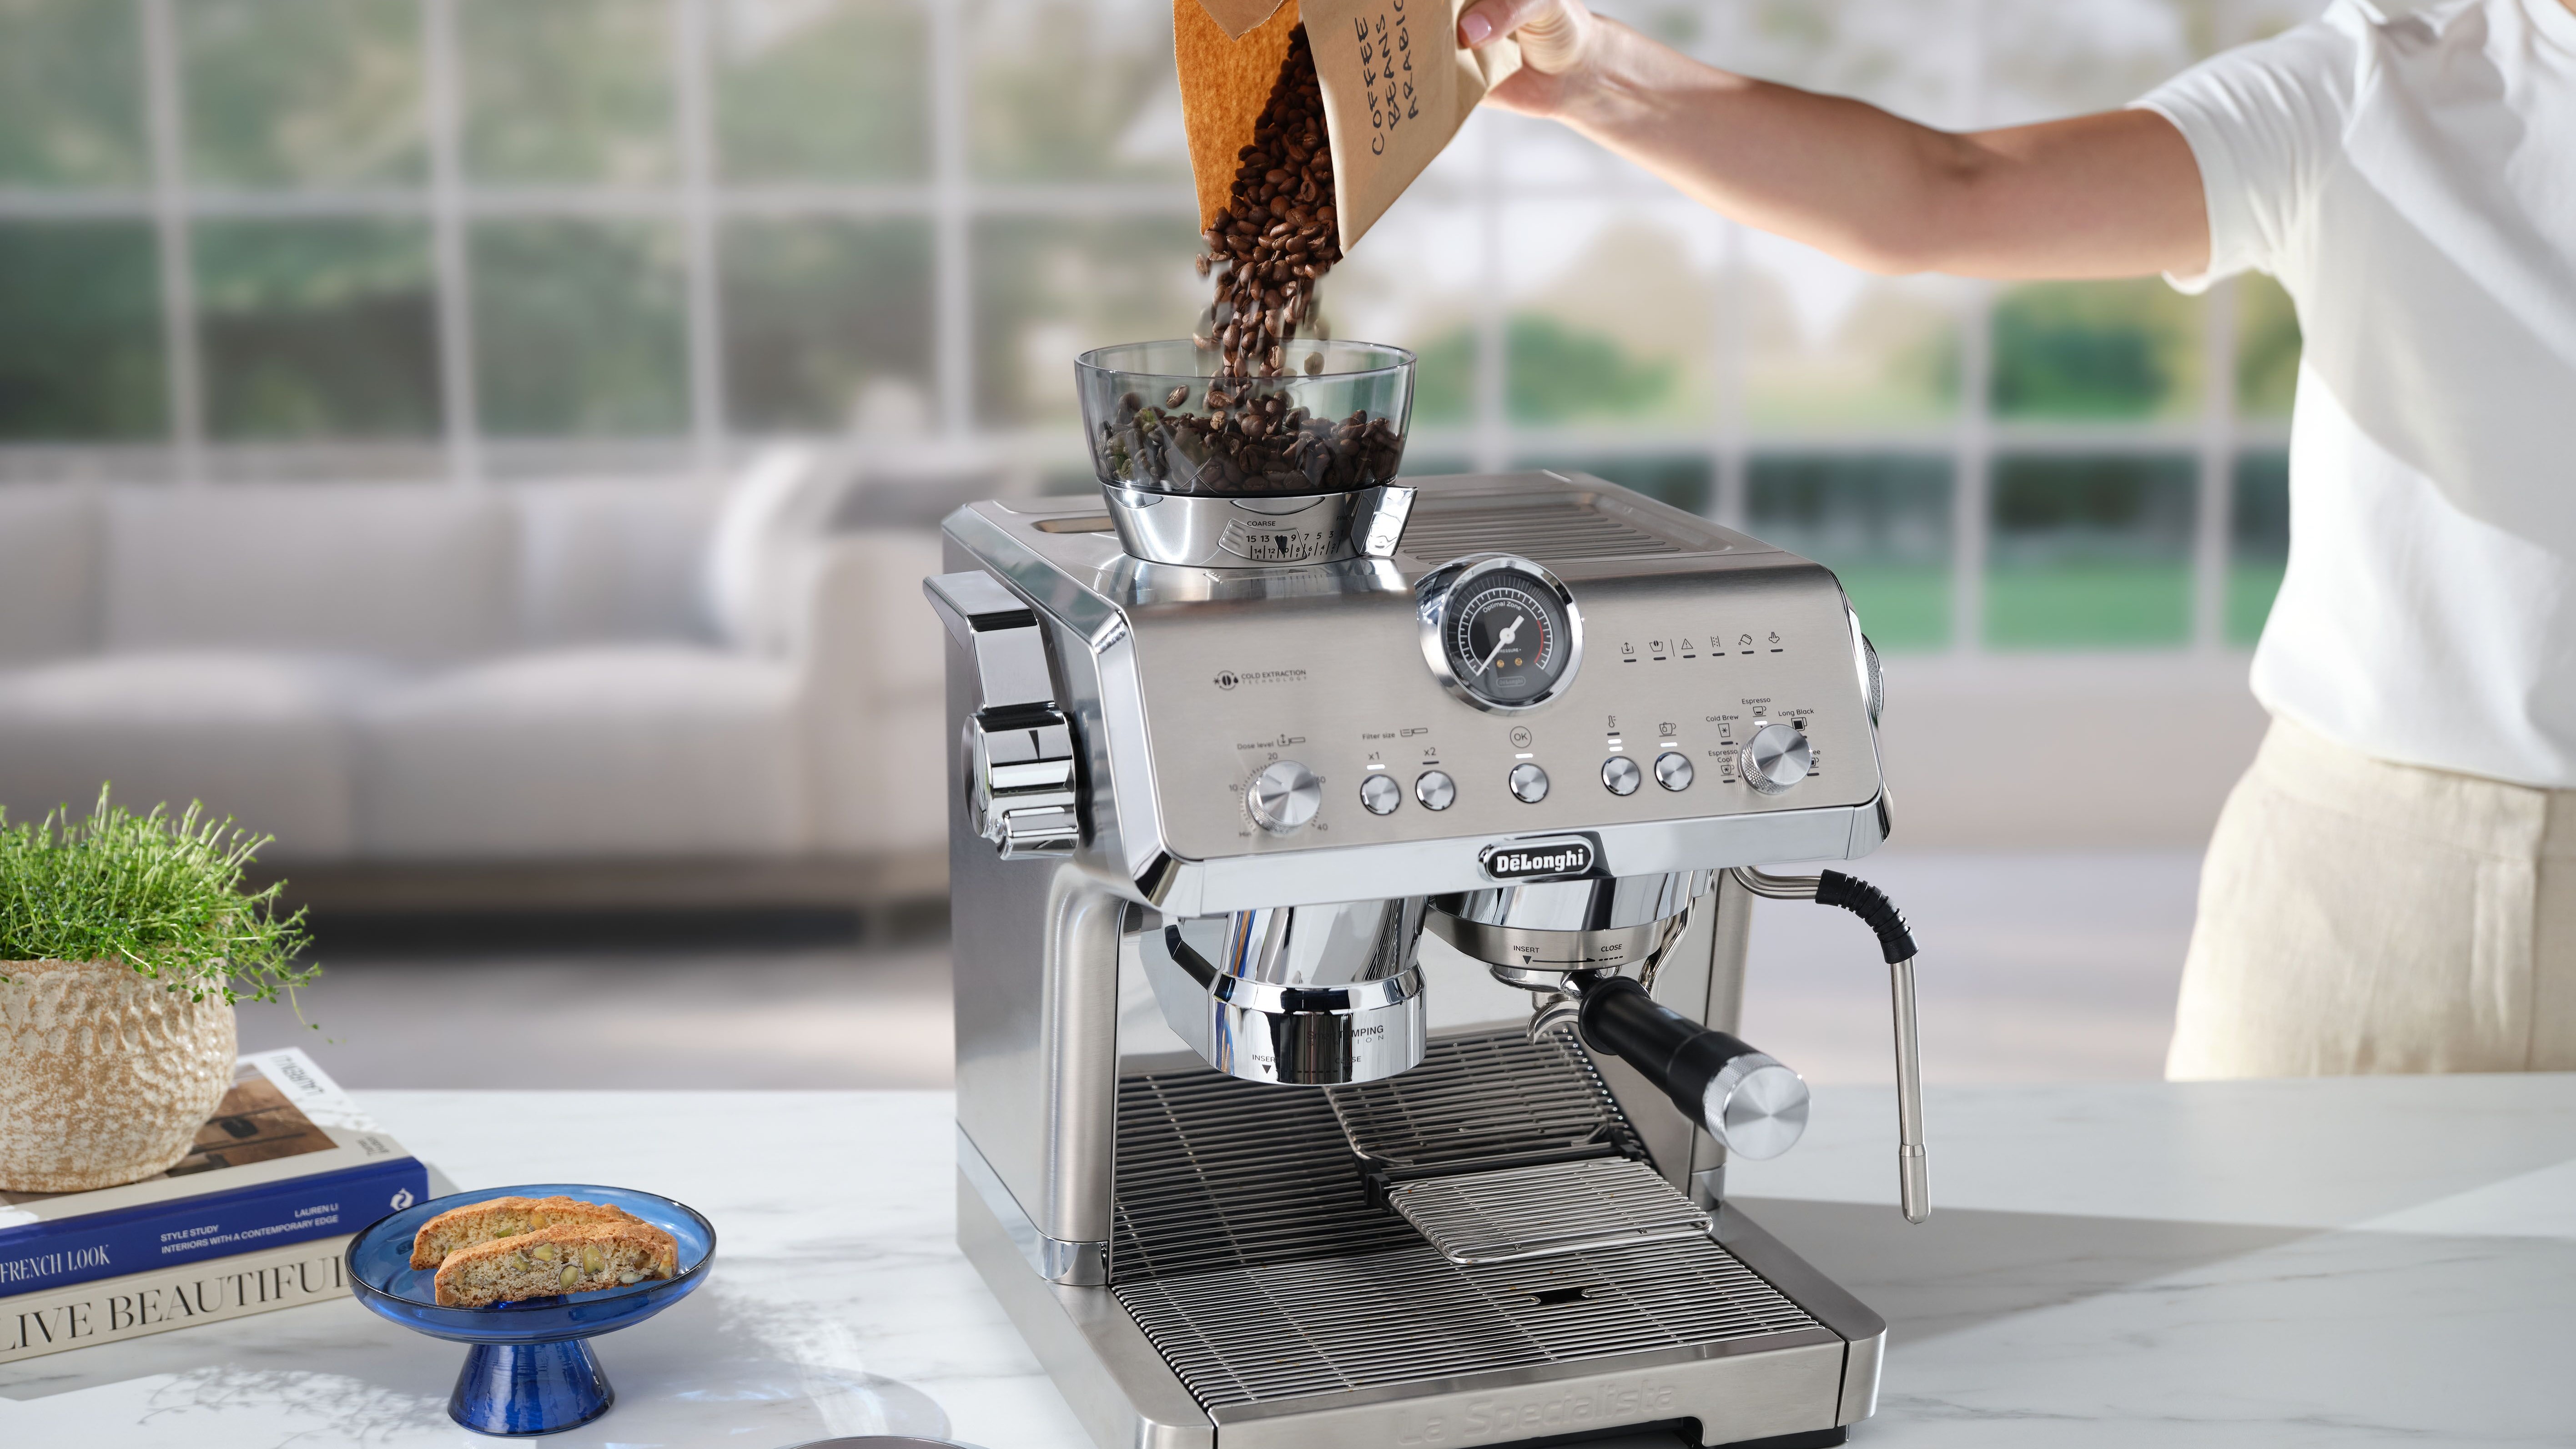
1734, 866, 1930, 1224
1573, 976, 1811, 1163
926, 571, 1079, 858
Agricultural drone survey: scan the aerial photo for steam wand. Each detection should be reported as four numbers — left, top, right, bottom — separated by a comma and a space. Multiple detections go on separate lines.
1733, 868, 1929, 1224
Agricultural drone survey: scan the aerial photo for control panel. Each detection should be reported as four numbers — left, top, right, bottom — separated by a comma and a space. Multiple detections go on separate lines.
1120, 548, 1880, 862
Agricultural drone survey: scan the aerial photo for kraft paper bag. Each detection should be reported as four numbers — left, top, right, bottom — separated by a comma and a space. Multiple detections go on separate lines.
1193, 0, 1290, 39
1303, 0, 1518, 250
1175, 1, 1301, 230
1175, 0, 1517, 251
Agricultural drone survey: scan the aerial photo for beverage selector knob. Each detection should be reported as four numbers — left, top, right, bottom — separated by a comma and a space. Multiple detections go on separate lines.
1248, 760, 1323, 832
1415, 770, 1457, 811
1358, 773, 1402, 815
1740, 722, 1813, 795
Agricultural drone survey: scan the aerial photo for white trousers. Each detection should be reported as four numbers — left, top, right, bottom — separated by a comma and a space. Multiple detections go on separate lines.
2168, 716, 2576, 1078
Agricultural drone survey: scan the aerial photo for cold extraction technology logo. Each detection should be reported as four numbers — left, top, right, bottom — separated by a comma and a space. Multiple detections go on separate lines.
1479, 837, 1597, 881
1212, 667, 1308, 690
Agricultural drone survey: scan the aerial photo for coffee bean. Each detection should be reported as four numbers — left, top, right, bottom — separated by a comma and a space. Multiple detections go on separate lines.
1166, 386, 1189, 408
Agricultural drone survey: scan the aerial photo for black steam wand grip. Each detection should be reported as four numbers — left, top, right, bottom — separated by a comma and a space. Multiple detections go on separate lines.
1575, 975, 1808, 1161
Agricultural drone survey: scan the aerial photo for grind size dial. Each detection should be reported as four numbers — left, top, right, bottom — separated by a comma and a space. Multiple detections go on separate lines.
1416, 554, 1585, 712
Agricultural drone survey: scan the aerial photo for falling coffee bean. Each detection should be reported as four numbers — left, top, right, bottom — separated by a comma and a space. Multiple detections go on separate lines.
1094, 25, 1400, 499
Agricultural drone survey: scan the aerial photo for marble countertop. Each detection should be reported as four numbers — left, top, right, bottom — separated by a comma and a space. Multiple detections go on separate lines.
5, 1074, 2572, 1448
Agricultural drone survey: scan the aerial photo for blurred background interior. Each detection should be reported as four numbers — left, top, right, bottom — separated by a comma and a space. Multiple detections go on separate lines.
0, 0, 2320, 1090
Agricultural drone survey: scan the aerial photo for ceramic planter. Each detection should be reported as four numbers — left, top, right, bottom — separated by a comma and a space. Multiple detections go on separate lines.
0, 959, 236, 1193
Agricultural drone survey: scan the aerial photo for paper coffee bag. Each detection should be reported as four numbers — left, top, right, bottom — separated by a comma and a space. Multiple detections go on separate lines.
1175, 0, 1516, 252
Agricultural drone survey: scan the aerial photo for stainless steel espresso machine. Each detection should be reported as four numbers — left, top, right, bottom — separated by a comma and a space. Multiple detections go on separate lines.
928, 345, 1927, 1449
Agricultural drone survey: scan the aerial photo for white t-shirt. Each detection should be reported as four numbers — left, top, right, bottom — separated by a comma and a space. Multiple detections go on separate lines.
2138, 0, 2576, 788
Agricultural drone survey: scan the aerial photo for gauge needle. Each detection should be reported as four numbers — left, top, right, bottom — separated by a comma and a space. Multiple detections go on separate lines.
1477, 615, 1525, 677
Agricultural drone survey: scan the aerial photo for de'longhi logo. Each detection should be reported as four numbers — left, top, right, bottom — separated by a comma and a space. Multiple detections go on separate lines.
1480, 837, 1598, 881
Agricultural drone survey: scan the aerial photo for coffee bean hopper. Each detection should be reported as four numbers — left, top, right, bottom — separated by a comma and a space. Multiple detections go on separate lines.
926, 342, 1928, 1449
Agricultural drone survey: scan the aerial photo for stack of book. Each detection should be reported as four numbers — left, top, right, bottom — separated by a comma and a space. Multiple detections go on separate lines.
0, 1048, 436, 1362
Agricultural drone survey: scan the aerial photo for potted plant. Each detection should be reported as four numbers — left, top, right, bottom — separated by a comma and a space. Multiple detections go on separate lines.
0, 791, 315, 1192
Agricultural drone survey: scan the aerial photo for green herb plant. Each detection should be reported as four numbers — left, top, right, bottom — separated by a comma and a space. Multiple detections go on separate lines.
0, 787, 316, 1011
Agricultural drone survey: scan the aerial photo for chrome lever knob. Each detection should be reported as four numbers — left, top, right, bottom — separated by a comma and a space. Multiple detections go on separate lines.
966, 708, 1079, 859
927, 571, 1081, 860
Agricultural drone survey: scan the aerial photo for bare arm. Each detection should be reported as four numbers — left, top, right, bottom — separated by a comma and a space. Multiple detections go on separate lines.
1461, 0, 2209, 280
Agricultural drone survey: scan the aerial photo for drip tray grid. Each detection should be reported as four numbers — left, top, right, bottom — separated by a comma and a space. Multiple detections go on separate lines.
1389, 1157, 1716, 1265
1110, 1030, 1821, 1413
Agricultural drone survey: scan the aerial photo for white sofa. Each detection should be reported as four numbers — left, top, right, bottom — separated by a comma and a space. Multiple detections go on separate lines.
0, 451, 969, 893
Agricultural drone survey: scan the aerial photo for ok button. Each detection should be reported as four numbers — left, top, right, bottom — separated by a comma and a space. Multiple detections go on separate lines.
1509, 762, 1551, 803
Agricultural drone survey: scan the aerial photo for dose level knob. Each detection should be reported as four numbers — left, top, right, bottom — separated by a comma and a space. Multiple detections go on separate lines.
1248, 760, 1322, 832
1740, 722, 1812, 795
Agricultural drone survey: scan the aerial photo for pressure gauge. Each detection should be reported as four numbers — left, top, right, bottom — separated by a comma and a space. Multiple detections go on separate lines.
1417, 554, 1584, 713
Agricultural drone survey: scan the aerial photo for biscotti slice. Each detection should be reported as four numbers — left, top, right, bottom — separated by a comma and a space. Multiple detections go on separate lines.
410, 1194, 643, 1269
432, 1220, 680, 1308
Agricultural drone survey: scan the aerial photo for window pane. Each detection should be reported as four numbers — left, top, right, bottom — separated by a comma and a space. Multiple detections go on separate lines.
970, 215, 1200, 429
1743, 239, 1959, 427
2227, 449, 2289, 645
1986, 453, 2196, 648
1990, 279, 2202, 421
0, 0, 147, 186
1504, 206, 1712, 426
182, 0, 423, 188
714, 0, 927, 182
2235, 272, 2300, 419
472, 220, 687, 436
722, 218, 933, 432
1404, 325, 1476, 427
460, 0, 674, 185
196, 219, 437, 438
1515, 455, 1712, 516
0, 221, 164, 440
1750, 454, 1953, 651
1982, 0, 2205, 121
1328, 206, 1478, 427
1685, 0, 1958, 125
969, 0, 1187, 183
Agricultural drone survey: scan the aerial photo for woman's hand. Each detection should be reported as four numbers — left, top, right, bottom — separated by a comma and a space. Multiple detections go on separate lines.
1458, 0, 1602, 117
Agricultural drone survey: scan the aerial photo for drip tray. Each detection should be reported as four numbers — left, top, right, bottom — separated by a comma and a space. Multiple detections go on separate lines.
1110, 1030, 1824, 1414
1388, 1157, 1715, 1265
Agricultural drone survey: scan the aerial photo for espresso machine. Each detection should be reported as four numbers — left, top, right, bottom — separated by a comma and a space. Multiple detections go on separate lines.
929, 343, 1927, 1449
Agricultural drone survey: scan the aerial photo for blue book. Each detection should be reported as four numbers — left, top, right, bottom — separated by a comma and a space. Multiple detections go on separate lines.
0, 1153, 429, 1298
0, 1049, 435, 1301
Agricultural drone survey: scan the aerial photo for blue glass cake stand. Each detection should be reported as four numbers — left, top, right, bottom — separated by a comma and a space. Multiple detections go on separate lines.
347, 1182, 717, 1437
